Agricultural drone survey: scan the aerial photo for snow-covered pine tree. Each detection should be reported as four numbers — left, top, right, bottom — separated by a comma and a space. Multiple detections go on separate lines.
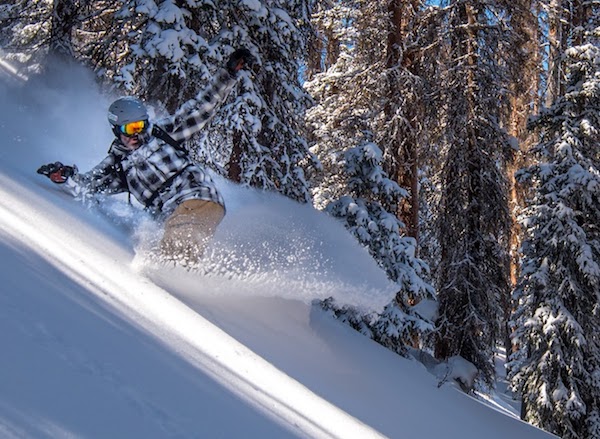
0, 0, 97, 72
325, 141, 435, 353
508, 27, 600, 439
304, 0, 363, 209
306, 0, 435, 353
203, 0, 320, 203
433, 0, 512, 386
380, 0, 432, 244
306, 0, 426, 220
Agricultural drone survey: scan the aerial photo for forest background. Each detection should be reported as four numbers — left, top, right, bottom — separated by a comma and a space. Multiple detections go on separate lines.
1, 0, 599, 437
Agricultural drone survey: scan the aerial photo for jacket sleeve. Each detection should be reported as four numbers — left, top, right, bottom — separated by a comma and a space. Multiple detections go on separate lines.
159, 68, 238, 143
64, 153, 128, 198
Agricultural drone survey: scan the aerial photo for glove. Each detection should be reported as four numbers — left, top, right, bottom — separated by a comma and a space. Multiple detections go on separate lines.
226, 48, 255, 75
37, 162, 76, 184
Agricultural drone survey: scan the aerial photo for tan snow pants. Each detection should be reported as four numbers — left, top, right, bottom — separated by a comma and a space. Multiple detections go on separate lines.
160, 199, 225, 265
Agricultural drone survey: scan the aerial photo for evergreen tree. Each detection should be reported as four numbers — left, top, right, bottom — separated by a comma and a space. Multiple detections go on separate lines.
306, 0, 435, 353
433, 0, 512, 386
325, 141, 435, 353
327, 142, 432, 290
508, 29, 600, 438
380, 0, 430, 244
305, 0, 431, 251
0, 0, 48, 69
0, 0, 92, 70
544, 0, 569, 105
502, 0, 541, 353
305, 0, 370, 210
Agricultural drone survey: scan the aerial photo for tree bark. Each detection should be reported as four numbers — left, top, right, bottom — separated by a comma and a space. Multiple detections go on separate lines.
228, 131, 243, 183
386, 0, 421, 245
49, 0, 79, 61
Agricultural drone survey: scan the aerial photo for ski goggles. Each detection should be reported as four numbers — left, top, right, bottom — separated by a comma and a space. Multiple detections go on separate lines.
120, 120, 148, 136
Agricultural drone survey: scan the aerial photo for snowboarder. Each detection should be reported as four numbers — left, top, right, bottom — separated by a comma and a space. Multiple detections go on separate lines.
37, 48, 254, 265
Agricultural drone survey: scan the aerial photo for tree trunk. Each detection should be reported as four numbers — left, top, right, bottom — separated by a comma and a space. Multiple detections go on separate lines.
49, 0, 79, 61
228, 131, 243, 183
386, 0, 421, 245
546, 0, 567, 105
505, 0, 540, 355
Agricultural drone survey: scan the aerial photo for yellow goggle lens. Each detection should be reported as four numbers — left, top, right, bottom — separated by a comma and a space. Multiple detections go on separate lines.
120, 120, 147, 136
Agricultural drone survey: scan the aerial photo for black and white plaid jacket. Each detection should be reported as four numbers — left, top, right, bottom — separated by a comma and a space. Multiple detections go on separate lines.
70, 69, 237, 215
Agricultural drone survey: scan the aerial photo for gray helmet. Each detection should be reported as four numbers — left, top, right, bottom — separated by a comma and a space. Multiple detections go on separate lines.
107, 97, 148, 126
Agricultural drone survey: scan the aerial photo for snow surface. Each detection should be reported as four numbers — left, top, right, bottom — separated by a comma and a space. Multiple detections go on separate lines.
0, 64, 557, 438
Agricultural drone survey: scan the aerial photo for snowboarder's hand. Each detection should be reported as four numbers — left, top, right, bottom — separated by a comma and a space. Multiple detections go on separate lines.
226, 48, 255, 75
37, 162, 76, 184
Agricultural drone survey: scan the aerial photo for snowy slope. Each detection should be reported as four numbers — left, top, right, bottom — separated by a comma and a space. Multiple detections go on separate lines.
0, 66, 556, 438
